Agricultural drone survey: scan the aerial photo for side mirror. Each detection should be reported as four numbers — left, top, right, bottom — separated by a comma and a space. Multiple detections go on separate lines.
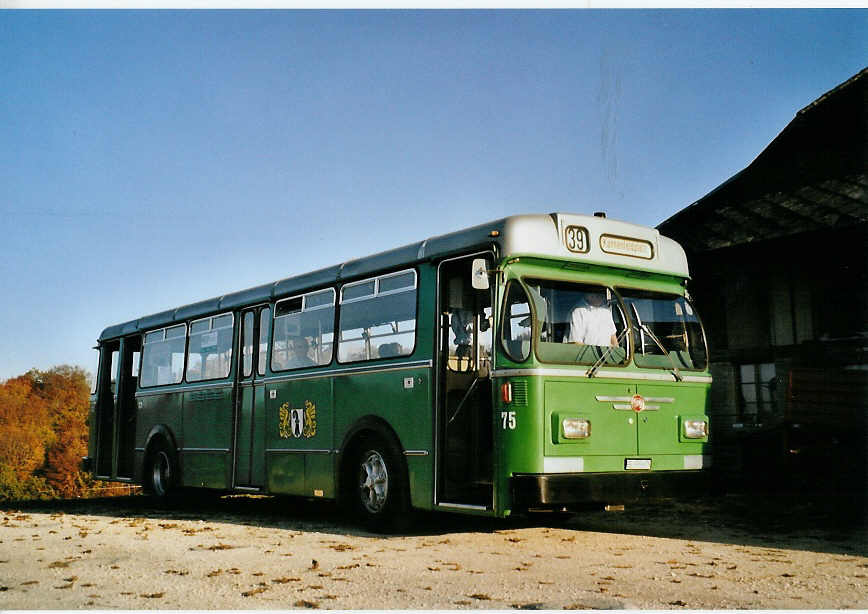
471, 258, 490, 290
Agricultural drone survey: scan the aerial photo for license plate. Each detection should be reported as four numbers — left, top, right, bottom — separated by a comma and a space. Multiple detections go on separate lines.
625, 458, 651, 470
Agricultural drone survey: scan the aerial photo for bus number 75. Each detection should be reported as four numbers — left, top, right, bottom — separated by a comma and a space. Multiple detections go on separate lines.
501, 411, 516, 430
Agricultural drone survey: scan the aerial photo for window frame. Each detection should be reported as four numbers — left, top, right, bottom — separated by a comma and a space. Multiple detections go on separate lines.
271, 287, 337, 373
616, 288, 709, 373
90, 347, 100, 394
499, 279, 533, 364
337, 268, 419, 365
185, 312, 235, 383
340, 269, 418, 304
737, 362, 778, 421
139, 323, 188, 388
257, 306, 271, 377
524, 277, 630, 368
242, 311, 255, 378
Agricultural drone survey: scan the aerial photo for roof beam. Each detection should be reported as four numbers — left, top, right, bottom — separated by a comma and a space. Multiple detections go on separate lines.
764, 189, 840, 227
757, 195, 826, 232
834, 174, 868, 193
807, 182, 868, 222
714, 202, 789, 241
789, 186, 861, 225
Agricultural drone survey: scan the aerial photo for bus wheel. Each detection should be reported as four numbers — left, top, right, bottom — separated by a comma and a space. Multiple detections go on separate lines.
349, 435, 409, 533
145, 440, 176, 499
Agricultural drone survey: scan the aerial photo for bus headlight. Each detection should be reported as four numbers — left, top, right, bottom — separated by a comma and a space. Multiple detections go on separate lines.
683, 419, 708, 439
562, 418, 591, 439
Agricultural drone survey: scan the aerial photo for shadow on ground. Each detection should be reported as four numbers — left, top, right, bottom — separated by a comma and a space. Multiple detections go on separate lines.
3, 489, 865, 557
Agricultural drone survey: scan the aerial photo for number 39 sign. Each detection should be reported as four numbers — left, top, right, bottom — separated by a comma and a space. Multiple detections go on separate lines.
564, 226, 589, 254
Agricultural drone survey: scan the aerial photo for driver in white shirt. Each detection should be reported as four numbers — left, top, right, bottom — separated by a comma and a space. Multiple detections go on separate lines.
565, 291, 619, 347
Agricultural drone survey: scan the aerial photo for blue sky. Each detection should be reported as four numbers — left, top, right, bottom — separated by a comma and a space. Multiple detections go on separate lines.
1, 9, 865, 381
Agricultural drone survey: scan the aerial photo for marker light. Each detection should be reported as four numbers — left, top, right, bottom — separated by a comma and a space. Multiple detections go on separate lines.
501, 382, 513, 404
683, 419, 708, 439
562, 418, 591, 439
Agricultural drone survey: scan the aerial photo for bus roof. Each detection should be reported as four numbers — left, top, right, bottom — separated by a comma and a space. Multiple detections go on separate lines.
98, 213, 688, 341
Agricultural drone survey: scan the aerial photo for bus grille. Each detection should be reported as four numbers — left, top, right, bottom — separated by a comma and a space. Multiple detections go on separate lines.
190, 389, 224, 403
512, 381, 528, 406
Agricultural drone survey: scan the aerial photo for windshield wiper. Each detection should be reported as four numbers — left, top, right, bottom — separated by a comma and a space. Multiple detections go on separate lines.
585, 327, 629, 378
630, 304, 683, 382
641, 323, 683, 381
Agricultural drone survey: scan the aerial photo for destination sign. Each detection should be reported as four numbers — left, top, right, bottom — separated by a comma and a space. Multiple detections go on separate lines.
599, 234, 654, 259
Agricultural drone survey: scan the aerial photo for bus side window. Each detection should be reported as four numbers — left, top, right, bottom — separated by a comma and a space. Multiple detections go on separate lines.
338, 270, 417, 363
446, 272, 492, 373
258, 307, 271, 376
272, 291, 335, 371
242, 312, 255, 377
109, 349, 119, 395
501, 281, 531, 362
141, 325, 186, 387
90, 349, 100, 395
187, 314, 233, 382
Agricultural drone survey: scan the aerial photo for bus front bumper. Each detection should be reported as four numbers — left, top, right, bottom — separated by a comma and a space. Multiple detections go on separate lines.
511, 470, 709, 509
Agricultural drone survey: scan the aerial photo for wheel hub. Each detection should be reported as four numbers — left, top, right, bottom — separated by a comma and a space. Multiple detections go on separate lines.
152, 450, 171, 496
359, 450, 389, 514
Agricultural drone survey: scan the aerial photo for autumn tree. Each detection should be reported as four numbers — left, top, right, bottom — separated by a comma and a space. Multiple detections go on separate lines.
34, 366, 91, 497
0, 365, 92, 500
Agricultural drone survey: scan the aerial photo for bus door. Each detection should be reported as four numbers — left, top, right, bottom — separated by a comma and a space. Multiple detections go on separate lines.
94, 341, 119, 478
115, 336, 141, 479
436, 255, 494, 508
234, 305, 271, 489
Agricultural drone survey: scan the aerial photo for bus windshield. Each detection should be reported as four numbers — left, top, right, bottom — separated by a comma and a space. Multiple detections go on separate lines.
618, 289, 708, 371
512, 279, 708, 371
522, 278, 628, 366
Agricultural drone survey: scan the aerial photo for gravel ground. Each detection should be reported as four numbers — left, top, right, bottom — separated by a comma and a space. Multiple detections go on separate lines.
1, 493, 866, 610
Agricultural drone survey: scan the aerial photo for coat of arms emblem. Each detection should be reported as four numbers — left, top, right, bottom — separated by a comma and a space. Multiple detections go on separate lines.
278, 400, 317, 439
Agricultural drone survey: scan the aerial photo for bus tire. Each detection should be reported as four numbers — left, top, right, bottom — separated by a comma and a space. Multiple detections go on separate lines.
144, 439, 177, 499
346, 433, 410, 533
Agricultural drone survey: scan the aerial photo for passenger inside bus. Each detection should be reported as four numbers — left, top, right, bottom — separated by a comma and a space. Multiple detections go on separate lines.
564, 290, 619, 347
450, 308, 473, 360
286, 337, 315, 368
378, 342, 402, 358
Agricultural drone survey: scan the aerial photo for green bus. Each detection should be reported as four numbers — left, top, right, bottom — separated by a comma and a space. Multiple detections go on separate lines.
86, 213, 711, 530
